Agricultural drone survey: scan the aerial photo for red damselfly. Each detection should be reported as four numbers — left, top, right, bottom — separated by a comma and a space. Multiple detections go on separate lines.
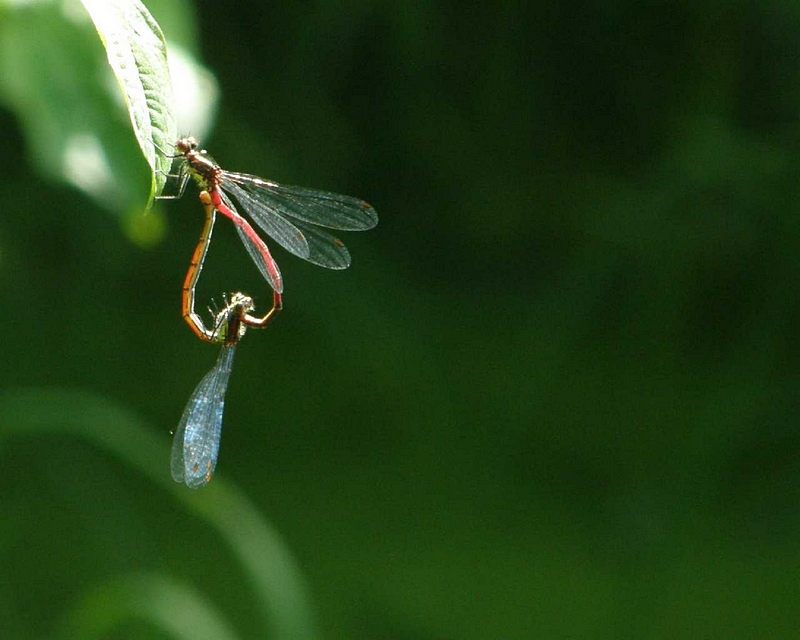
163, 137, 378, 294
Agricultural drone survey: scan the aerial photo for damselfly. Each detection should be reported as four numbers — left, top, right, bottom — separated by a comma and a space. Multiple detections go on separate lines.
171, 291, 253, 488
163, 137, 378, 294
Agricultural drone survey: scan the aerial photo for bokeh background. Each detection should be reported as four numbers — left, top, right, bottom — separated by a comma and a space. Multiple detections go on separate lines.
2, 0, 800, 637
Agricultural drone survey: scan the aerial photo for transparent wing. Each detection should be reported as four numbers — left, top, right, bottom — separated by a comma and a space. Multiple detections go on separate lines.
224, 181, 310, 260
222, 171, 378, 231
290, 219, 351, 269
171, 346, 237, 488
217, 190, 284, 293
220, 177, 356, 269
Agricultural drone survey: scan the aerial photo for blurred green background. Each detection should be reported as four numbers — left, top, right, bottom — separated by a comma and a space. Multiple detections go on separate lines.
2, 0, 800, 638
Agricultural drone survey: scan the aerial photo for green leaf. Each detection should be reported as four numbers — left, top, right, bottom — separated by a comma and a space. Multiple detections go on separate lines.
81, 0, 177, 210
0, 3, 145, 214
0, 1, 216, 223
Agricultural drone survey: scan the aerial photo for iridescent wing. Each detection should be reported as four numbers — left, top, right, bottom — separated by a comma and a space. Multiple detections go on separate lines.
221, 171, 376, 269
171, 345, 237, 488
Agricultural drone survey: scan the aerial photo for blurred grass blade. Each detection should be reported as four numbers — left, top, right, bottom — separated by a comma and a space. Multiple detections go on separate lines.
81, 0, 177, 209
0, 388, 319, 640
59, 573, 239, 640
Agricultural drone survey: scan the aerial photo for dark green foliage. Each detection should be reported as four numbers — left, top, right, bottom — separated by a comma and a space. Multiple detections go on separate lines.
1, 0, 800, 637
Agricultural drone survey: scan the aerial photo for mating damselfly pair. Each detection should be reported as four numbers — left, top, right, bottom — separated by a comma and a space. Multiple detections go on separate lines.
163, 138, 378, 488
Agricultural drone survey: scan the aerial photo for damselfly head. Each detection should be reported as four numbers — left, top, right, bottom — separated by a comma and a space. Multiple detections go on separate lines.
175, 137, 199, 154
212, 292, 255, 345
228, 292, 255, 314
